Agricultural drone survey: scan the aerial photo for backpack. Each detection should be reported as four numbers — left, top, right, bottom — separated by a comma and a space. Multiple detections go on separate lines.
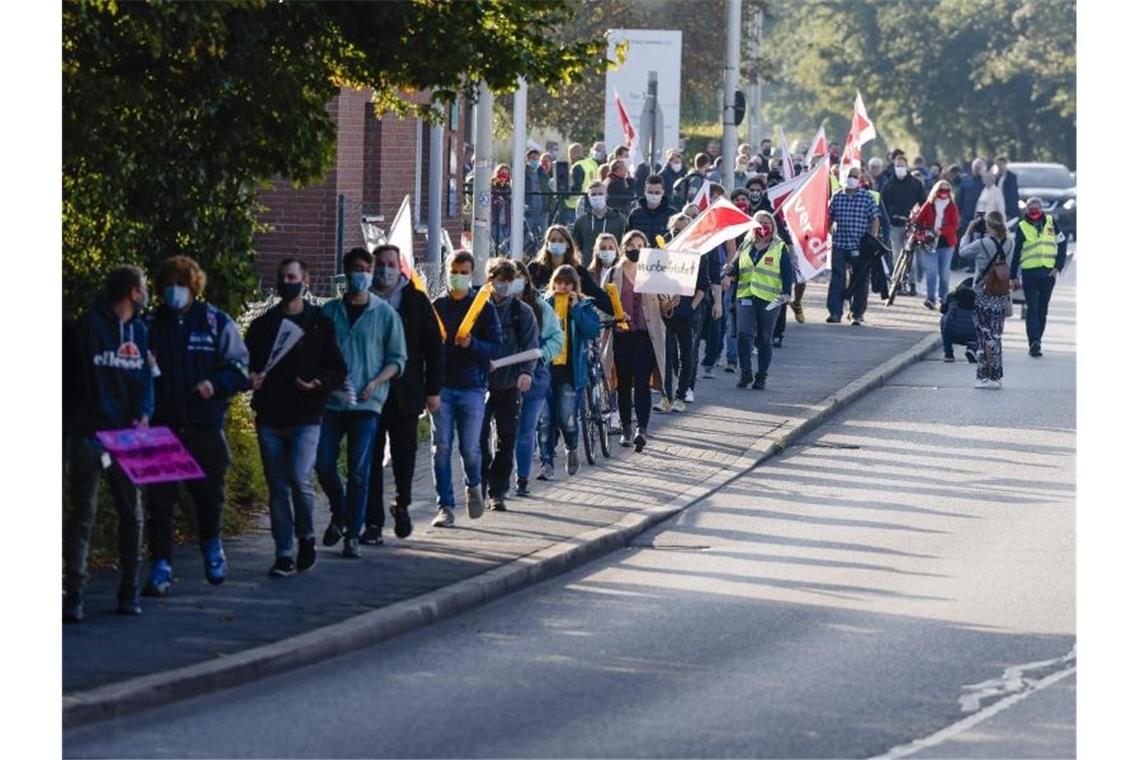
980, 236, 1011, 296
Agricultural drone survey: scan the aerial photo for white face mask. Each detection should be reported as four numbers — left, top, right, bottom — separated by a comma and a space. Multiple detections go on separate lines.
597, 248, 617, 265
845, 177, 860, 190
670, 161, 683, 172
589, 194, 607, 210
645, 192, 664, 208
895, 166, 907, 179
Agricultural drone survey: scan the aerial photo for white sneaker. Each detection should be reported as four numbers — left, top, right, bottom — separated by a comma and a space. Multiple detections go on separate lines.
608, 411, 622, 432
684, 390, 694, 403
974, 378, 991, 389
654, 398, 673, 412
990, 379, 1003, 390
672, 399, 687, 412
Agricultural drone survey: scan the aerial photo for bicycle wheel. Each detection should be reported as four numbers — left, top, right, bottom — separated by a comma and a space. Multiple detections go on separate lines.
594, 383, 612, 458
581, 392, 598, 466
887, 249, 911, 306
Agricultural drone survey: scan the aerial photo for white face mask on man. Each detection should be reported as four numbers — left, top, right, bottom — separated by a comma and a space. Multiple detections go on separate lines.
895, 166, 908, 179
645, 191, 664, 208
845, 177, 860, 190
589, 193, 607, 210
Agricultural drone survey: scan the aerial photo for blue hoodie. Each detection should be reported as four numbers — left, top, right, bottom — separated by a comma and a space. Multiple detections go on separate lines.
72, 300, 154, 433
148, 301, 251, 430
433, 290, 502, 390
543, 294, 602, 390
320, 294, 407, 415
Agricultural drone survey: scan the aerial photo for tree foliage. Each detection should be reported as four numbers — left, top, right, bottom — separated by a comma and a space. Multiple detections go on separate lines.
63, 0, 609, 317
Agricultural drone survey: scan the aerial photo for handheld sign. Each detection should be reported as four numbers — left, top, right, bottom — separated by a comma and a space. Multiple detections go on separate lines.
633, 248, 701, 297
95, 427, 205, 485
262, 319, 305, 375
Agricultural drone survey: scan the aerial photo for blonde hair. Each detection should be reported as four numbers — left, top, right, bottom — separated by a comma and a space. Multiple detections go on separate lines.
926, 179, 954, 205
985, 211, 1008, 242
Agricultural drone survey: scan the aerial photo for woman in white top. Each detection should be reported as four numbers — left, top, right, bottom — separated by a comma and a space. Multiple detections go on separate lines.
975, 169, 1006, 219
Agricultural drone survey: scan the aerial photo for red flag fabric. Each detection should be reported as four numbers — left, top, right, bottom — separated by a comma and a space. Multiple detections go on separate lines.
665, 197, 757, 255
808, 124, 827, 160
840, 91, 876, 179
766, 172, 810, 213
613, 89, 641, 166
781, 159, 832, 280
691, 177, 712, 211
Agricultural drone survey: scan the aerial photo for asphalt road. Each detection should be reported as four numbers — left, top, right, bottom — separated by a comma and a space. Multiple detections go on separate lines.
65, 264, 1076, 759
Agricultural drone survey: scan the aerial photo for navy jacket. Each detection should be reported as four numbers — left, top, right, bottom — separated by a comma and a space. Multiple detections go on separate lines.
70, 301, 154, 434
956, 175, 985, 233
433, 290, 502, 390
627, 197, 677, 245
148, 301, 251, 430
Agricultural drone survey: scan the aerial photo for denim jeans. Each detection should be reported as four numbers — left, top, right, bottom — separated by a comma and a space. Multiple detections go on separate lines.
316, 411, 380, 541
430, 386, 486, 507
257, 424, 320, 557
922, 246, 954, 303
735, 296, 781, 378
64, 435, 144, 591
514, 365, 550, 480
539, 379, 581, 466
148, 427, 230, 562
722, 287, 738, 365
940, 315, 979, 358
1021, 271, 1057, 346
827, 248, 868, 319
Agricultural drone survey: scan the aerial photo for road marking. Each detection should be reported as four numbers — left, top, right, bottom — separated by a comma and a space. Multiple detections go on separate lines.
871, 652, 1076, 759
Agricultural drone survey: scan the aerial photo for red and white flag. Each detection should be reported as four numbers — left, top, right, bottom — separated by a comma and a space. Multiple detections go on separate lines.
665, 197, 756, 255
839, 91, 876, 179
807, 124, 827, 161
766, 172, 810, 213
613, 88, 641, 167
779, 125, 795, 179
781, 159, 832, 280
691, 176, 712, 211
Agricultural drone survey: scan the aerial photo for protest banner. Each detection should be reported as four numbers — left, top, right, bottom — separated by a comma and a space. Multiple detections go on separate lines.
781, 159, 832, 280
95, 426, 205, 486
633, 248, 702, 297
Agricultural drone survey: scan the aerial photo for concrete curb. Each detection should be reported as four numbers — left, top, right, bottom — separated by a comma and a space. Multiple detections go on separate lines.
63, 332, 941, 729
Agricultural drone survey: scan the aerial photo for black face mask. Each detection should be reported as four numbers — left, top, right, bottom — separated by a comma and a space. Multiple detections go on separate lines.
748, 190, 764, 203
625, 248, 641, 263
277, 281, 304, 301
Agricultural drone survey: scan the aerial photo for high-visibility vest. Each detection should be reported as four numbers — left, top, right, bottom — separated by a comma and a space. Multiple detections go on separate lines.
737, 239, 785, 302
566, 157, 600, 209
869, 189, 881, 206
830, 174, 841, 196
1018, 216, 1058, 270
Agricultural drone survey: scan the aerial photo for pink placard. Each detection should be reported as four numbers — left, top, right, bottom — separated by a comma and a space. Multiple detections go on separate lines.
95, 426, 206, 485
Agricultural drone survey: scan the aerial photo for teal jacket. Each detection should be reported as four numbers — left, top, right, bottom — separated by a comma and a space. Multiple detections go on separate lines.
543, 294, 601, 390
534, 297, 565, 368
320, 294, 407, 415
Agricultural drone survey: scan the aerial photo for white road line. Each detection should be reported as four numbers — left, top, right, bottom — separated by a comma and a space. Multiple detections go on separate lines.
871, 664, 1076, 759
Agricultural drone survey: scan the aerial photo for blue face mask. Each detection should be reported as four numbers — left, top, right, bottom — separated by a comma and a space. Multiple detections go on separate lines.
549, 242, 568, 257
529, 159, 541, 170
348, 271, 371, 294
163, 285, 191, 310
509, 279, 525, 297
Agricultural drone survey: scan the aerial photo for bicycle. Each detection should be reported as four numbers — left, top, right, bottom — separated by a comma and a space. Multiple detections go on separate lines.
886, 220, 936, 306
580, 318, 618, 465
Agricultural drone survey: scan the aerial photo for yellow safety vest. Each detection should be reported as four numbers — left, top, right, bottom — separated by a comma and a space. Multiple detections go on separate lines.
567, 157, 600, 209
1018, 217, 1058, 270
830, 175, 841, 196
737, 239, 785, 303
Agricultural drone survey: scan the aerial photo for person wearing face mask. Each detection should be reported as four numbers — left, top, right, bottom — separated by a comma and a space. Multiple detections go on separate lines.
722, 211, 795, 389
1011, 197, 1068, 358
529, 225, 613, 313
882, 153, 928, 296
572, 180, 627, 268
64, 266, 155, 622
312, 248, 406, 558
537, 265, 601, 479
656, 213, 709, 412
674, 154, 712, 205
245, 258, 347, 575
361, 245, 442, 543
661, 148, 687, 208
479, 258, 538, 509
604, 159, 637, 213
628, 174, 677, 245
145, 256, 252, 594
827, 169, 882, 325
732, 156, 751, 189
913, 180, 961, 310
598, 231, 670, 452
430, 250, 502, 527
759, 139, 773, 160
491, 163, 512, 251
975, 168, 1006, 220
511, 261, 564, 496
524, 148, 549, 249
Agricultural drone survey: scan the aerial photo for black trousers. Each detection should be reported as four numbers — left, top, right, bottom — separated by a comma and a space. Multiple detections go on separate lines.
1022, 271, 1057, 346
365, 396, 421, 528
614, 330, 654, 429
481, 386, 521, 498
664, 319, 694, 402
148, 427, 230, 561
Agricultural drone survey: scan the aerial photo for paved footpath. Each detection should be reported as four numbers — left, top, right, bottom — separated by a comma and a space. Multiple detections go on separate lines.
63, 282, 936, 696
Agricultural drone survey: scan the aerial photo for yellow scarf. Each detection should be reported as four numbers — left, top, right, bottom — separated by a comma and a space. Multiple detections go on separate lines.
553, 293, 569, 365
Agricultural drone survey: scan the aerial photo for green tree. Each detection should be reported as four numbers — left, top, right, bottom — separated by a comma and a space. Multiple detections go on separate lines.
63, 0, 609, 317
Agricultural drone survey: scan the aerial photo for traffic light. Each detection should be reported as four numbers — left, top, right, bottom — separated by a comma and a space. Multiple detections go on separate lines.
733, 90, 746, 126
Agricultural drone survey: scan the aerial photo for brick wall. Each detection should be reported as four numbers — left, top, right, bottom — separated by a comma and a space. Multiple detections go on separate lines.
253, 87, 468, 289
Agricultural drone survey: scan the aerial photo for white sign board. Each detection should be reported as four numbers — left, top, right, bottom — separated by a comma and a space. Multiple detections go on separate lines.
605, 30, 682, 162
633, 248, 701, 297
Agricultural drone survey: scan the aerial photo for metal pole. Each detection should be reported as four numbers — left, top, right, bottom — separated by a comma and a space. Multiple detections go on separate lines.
722, 0, 742, 172
335, 193, 345, 278
472, 80, 493, 281
510, 77, 527, 261
647, 72, 658, 170
427, 110, 444, 268
748, 7, 764, 147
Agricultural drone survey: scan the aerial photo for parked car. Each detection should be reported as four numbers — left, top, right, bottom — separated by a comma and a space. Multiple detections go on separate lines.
1008, 162, 1076, 240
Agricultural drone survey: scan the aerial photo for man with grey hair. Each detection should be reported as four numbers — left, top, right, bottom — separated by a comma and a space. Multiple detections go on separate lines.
868, 156, 887, 193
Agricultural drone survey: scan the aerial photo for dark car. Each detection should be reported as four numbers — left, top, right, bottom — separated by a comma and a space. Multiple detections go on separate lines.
1008, 162, 1076, 240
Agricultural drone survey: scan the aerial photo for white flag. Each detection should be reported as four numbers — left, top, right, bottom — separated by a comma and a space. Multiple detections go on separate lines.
263, 319, 305, 375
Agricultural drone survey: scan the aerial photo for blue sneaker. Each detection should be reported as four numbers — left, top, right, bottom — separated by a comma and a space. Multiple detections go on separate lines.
143, 559, 173, 597
202, 538, 226, 585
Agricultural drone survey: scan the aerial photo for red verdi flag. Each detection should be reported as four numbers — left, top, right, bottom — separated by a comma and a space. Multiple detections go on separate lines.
613, 88, 640, 166
781, 159, 832, 280
808, 124, 827, 160
840, 91, 876, 179
665, 197, 756, 255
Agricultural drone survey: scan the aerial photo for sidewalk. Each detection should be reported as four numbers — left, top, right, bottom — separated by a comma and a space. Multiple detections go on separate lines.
63, 284, 938, 699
